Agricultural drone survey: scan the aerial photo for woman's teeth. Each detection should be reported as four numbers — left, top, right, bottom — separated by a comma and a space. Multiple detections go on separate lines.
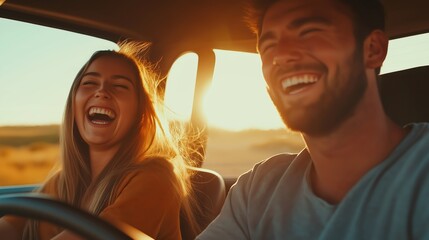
87, 107, 116, 124
88, 107, 116, 119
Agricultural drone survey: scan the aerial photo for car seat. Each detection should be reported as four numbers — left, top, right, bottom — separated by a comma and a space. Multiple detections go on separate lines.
180, 167, 226, 240
379, 65, 429, 126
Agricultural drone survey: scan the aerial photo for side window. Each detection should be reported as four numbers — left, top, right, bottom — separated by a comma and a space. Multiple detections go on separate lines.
164, 52, 199, 121
165, 50, 305, 178
0, 18, 118, 186
381, 32, 429, 74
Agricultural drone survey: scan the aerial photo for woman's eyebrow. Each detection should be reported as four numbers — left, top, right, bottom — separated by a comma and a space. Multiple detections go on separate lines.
111, 75, 135, 85
82, 72, 101, 78
82, 72, 134, 84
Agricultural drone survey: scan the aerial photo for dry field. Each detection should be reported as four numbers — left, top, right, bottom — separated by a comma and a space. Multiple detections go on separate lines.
0, 125, 60, 186
0, 143, 58, 185
204, 128, 304, 177
0, 125, 304, 185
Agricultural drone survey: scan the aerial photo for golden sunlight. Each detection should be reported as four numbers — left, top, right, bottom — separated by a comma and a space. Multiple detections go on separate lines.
165, 50, 284, 131
164, 52, 198, 121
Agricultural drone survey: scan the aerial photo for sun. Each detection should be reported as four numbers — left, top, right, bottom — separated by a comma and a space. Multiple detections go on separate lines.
164, 50, 284, 131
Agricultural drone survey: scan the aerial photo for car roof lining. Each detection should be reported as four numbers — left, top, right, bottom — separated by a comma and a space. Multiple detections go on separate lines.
1, 0, 429, 53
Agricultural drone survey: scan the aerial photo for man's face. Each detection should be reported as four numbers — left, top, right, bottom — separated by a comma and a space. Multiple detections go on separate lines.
258, 0, 367, 136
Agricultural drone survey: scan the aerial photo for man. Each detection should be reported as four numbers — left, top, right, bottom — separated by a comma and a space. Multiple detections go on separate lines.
197, 0, 429, 239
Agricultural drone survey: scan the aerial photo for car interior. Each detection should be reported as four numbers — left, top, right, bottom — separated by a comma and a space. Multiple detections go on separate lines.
379, 66, 429, 126
0, 0, 428, 239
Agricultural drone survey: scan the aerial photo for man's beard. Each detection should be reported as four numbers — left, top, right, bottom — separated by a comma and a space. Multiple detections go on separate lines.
270, 49, 367, 136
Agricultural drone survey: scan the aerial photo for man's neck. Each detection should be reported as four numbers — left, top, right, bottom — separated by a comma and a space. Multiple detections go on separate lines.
302, 90, 408, 204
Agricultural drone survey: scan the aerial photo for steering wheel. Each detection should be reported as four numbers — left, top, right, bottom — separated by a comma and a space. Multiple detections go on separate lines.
0, 193, 132, 240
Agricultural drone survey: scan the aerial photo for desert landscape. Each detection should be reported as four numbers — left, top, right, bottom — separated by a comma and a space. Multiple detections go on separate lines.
0, 125, 60, 185
0, 125, 304, 186
203, 127, 304, 177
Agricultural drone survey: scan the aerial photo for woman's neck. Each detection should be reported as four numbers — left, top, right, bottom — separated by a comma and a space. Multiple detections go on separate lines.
89, 145, 120, 180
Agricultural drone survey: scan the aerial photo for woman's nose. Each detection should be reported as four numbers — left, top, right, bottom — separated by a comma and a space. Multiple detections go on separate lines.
94, 86, 110, 99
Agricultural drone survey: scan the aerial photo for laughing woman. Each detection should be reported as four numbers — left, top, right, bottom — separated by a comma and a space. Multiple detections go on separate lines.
0, 42, 199, 239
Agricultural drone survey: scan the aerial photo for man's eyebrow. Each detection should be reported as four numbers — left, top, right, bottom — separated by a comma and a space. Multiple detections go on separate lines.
289, 16, 332, 29
258, 31, 276, 51
258, 16, 331, 51
82, 72, 135, 85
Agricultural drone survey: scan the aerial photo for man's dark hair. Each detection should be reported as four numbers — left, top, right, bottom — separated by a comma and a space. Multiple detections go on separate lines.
245, 0, 385, 42
245, 0, 385, 74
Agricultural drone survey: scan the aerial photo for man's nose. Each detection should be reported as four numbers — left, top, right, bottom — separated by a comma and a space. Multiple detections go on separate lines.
272, 37, 303, 67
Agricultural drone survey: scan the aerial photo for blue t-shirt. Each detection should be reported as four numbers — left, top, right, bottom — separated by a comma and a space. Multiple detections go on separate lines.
197, 123, 429, 240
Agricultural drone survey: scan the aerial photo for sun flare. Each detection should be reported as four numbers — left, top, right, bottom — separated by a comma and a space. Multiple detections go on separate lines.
165, 50, 284, 131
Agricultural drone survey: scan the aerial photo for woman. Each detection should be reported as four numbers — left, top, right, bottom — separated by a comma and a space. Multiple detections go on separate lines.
0, 42, 199, 239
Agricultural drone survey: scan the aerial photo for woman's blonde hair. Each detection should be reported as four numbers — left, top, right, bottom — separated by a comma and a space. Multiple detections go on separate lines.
24, 42, 200, 238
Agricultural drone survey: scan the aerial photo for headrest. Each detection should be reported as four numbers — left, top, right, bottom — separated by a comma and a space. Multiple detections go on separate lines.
379, 65, 429, 126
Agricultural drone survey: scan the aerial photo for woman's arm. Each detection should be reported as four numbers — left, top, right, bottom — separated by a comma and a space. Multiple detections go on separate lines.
50, 230, 83, 240
0, 218, 21, 240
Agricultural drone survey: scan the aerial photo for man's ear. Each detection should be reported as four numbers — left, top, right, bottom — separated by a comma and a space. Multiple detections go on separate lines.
364, 30, 389, 69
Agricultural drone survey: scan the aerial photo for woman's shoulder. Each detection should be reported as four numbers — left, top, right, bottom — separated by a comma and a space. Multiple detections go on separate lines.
139, 157, 174, 171
132, 157, 175, 177
118, 157, 178, 190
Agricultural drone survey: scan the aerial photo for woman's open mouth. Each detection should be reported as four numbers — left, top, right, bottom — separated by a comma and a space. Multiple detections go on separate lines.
87, 106, 116, 125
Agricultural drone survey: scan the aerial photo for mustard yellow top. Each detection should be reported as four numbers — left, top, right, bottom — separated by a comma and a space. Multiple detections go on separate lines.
4, 159, 182, 240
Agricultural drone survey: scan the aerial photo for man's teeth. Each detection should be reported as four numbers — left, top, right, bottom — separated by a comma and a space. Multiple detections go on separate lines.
281, 74, 318, 90
88, 107, 116, 119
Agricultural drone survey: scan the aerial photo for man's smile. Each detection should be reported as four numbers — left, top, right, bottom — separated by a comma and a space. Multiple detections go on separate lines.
281, 73, 319, 94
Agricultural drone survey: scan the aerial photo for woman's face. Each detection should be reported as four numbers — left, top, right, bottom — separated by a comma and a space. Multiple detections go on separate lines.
74, 55, 140, 151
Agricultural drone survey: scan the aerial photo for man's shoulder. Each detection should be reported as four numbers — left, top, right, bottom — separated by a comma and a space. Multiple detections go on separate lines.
399, 122, 429, 154
407, 122, 429, 137
254, 152, 298, 173
397, 123, 429, 174
234, 151, 304, 190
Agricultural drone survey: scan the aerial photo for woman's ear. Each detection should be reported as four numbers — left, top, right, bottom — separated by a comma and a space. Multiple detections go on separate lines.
364, 30, 389, 70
